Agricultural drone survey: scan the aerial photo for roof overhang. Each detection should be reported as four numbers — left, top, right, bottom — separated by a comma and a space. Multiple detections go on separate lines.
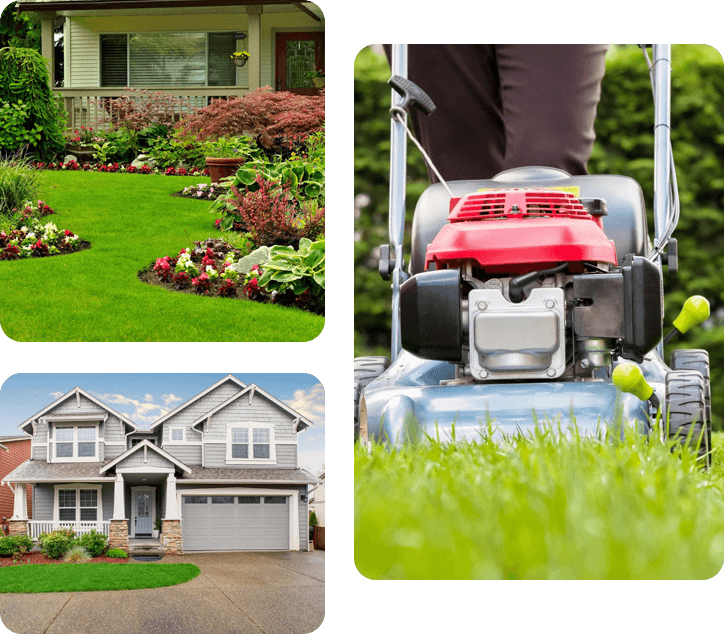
179, 477, 321, 485
17, 0, 322, 21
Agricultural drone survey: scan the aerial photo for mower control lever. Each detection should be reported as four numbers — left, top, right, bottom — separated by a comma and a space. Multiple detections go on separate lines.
612, 363, 660, 411
662, 295, 710, 345
388, 76, 436, 115
379, 244, 396, 280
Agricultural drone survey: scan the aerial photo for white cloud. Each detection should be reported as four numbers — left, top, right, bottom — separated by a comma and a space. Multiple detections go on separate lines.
144, 394, 154, 402
49, 391, 64, 399
91, 392, 170, 425
162, 393, 183, 407
283, 383, 325, 426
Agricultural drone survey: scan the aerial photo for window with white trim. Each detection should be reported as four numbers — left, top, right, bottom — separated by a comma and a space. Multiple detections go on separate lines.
169, 428, 185, 443
57, 488, 99, 522
53, 424, 97, 461
226, 424, 275, 463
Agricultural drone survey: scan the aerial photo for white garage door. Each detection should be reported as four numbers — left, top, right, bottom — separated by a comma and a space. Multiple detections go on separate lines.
181, 495, 290, 551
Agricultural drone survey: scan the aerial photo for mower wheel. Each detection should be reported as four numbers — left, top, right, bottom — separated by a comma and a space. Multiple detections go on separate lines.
665, 370, 710, 468
670, 349, 711, 463
354, 356, 390, 442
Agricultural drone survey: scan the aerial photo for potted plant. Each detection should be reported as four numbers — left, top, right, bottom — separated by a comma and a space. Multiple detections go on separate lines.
204, 136, 250, 182
66, 127, 98, 163
231, 51, 250, 67
305, 68, 325, 89
153, 518, 162, 539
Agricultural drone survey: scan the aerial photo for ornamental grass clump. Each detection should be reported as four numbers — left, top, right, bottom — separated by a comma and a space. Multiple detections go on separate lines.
0, 157, 41, 216
64, 545, 92, 564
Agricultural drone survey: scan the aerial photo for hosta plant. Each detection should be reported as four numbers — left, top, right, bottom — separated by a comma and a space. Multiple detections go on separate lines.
258, 238, 325, 308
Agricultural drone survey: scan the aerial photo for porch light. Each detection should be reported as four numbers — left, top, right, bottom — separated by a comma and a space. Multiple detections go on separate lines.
235, 33, 247, 41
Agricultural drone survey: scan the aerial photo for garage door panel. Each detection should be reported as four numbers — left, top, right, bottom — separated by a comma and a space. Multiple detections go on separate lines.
182, 494, 290, 551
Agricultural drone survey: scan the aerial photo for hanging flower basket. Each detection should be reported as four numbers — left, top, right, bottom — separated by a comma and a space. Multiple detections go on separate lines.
231, 51, 250, 67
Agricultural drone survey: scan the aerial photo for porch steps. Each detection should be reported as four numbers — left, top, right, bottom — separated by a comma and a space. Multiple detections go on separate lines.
128, 538, 165, 557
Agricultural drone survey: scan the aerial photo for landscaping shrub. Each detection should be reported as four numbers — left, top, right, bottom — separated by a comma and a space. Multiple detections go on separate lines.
178, 87, 324, 150
0, 535, 33, 558
38, 528, 76, 560
0, 100, 43, 152
78, 530, 108, 557
227, 176, 325, 245
99, 89, 185, 131
106, 548, 129, 559
258, 238, 325, 310
0, 47, 66, 159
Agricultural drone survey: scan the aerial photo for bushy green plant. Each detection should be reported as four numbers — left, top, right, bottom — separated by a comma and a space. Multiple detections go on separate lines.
309, 510, 319, 527
78, 529, 108, 558
106, 548, 129, 559
0, 534, 33, 557
203, 135, 258, 159
0, 100, 43, 151
149, 132, 206, 169
0, 47, 66, 159
64, 545, 91, 563
258, 238, 325, 304
38, 528, 76, 559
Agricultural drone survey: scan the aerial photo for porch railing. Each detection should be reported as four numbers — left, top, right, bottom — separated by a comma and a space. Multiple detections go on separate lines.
27, 520, 111, 540
56, 88, 250, 132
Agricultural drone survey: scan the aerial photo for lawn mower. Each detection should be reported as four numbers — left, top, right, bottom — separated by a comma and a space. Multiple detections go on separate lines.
354, 44, 713, 465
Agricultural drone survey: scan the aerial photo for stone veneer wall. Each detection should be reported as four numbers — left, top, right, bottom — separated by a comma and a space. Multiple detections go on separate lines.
162, 519, 182, 555
109, 519, 129, 550
8, 520, 28, 536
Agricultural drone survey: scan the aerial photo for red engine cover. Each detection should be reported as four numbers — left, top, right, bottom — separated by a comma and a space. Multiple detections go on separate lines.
425, 188, 618, 274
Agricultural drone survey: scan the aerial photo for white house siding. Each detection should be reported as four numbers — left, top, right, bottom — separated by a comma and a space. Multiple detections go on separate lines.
114, 450, 175, 471
32, 445, 48, 461
68, 18, 99, 88
203, 442, 297, 469
162, 444, 202, 465
44, 393, 107, 418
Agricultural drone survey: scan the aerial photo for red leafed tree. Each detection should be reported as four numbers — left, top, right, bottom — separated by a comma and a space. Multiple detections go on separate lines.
178, 87, 324, 148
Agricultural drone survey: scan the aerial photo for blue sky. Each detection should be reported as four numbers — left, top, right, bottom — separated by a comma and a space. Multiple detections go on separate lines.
0, 373, 324, 474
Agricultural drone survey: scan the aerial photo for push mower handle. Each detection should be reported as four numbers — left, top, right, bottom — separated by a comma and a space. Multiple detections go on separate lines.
388, 75, 437, 115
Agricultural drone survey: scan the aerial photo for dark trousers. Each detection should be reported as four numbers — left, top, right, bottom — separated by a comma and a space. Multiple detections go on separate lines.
386, 44, 609, 182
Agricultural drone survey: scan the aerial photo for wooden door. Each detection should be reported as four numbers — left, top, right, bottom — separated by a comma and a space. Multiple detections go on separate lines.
275, 32, 324, 94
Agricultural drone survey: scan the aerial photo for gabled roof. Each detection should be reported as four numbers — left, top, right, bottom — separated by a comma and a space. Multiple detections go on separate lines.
149, 374, 247, 430
17, 387, 138, 434
188, 383, 314, 433
0, 435, 31, 443
99, 439, 192, 474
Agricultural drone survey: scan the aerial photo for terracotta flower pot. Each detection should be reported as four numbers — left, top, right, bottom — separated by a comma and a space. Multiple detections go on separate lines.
205, 157, 245, 183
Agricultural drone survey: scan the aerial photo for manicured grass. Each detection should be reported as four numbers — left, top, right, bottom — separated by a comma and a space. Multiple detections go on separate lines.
355, 427, 724, 580
0, 562, 200, 593
0, 171, 324, 341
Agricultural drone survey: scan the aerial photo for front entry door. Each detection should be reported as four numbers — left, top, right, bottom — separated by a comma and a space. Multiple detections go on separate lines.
275, 32, 324, 95
134, 489, 153, 535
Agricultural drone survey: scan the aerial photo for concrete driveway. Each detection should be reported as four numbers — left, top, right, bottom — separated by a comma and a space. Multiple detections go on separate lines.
0, 551, 324, 634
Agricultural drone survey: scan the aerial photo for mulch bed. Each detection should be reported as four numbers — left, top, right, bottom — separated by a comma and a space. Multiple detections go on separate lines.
1, 553, 128, 567
0, 241, 91, 262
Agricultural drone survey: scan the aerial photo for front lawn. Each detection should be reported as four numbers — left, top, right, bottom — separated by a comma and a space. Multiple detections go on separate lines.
0, 171, 323, 341
0, 562, 200, 593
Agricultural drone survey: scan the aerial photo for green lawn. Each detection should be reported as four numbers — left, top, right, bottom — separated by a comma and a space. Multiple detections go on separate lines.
355, 427, 724, 580
0, 562, 200, 593
0, 171, 324, 341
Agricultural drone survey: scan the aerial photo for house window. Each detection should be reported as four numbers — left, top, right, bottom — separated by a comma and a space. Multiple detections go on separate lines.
170, 428, 185, 443
100, 32, 237, 88
231, 428, 248, 458
131, 438, 156, 446
227, 425, 275, 463
53, 425, 97, 461
252, 428, 270, 459
57, 488, 99, 522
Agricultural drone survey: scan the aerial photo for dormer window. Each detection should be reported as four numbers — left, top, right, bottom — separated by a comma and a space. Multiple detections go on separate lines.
226, 423, 276, 464
53, 424, 98, 462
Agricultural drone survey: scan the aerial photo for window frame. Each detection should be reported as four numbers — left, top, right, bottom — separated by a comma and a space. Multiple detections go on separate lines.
51, 423, 100, 463
53, 483, 103, 523
225, 422, 276, 464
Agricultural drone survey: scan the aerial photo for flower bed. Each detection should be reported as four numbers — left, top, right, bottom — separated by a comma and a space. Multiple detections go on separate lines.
0, 202, 89, 261
176, 182, 221, 200
33, 160, 211, 177
138, 238, 324, 315
0, 552, 129, 567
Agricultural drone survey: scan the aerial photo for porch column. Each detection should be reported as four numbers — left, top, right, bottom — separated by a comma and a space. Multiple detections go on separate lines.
9, 483, 29, 536
165, 473, 178, 519
12, 483, 28, 520
40, 14, 55, 86
247, 7, 261, 92
113, 474, 125, 520
109, 474, 128, 550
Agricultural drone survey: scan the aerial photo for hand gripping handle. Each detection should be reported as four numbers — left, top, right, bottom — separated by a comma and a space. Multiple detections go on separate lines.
388, 75, 436, 115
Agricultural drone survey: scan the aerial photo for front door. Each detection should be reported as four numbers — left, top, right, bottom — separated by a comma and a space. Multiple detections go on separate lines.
134, 489, 153, 535
275, 32, 324, 95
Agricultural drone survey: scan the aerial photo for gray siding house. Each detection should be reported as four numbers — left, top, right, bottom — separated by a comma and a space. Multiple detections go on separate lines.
1, 375, 320, 554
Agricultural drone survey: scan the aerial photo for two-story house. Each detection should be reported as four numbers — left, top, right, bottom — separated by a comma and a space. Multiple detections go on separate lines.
1, 375, 320, 554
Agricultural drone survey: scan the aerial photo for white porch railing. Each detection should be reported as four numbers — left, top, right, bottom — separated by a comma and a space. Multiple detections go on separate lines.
56, 88, 250, 131
27, 521, 111, 540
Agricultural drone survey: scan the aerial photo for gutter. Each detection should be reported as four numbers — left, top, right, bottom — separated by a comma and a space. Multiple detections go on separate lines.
178, 478, 321, 485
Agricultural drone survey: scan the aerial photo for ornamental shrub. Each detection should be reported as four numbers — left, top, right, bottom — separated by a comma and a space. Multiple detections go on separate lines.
64, 545, 92, 563
178, 87, 324, 150
79, 529, 108, 557
0, 100, 43, 152
0, 47, 66, 159
100, 89, 185, 131
39, 528, 76, 559
0, 534, 33, 557
309, 510, 319, 527
106, 548, 128, 559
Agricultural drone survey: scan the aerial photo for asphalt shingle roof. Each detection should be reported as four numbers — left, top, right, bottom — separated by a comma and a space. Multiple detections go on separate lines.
3, 460, 114, 481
